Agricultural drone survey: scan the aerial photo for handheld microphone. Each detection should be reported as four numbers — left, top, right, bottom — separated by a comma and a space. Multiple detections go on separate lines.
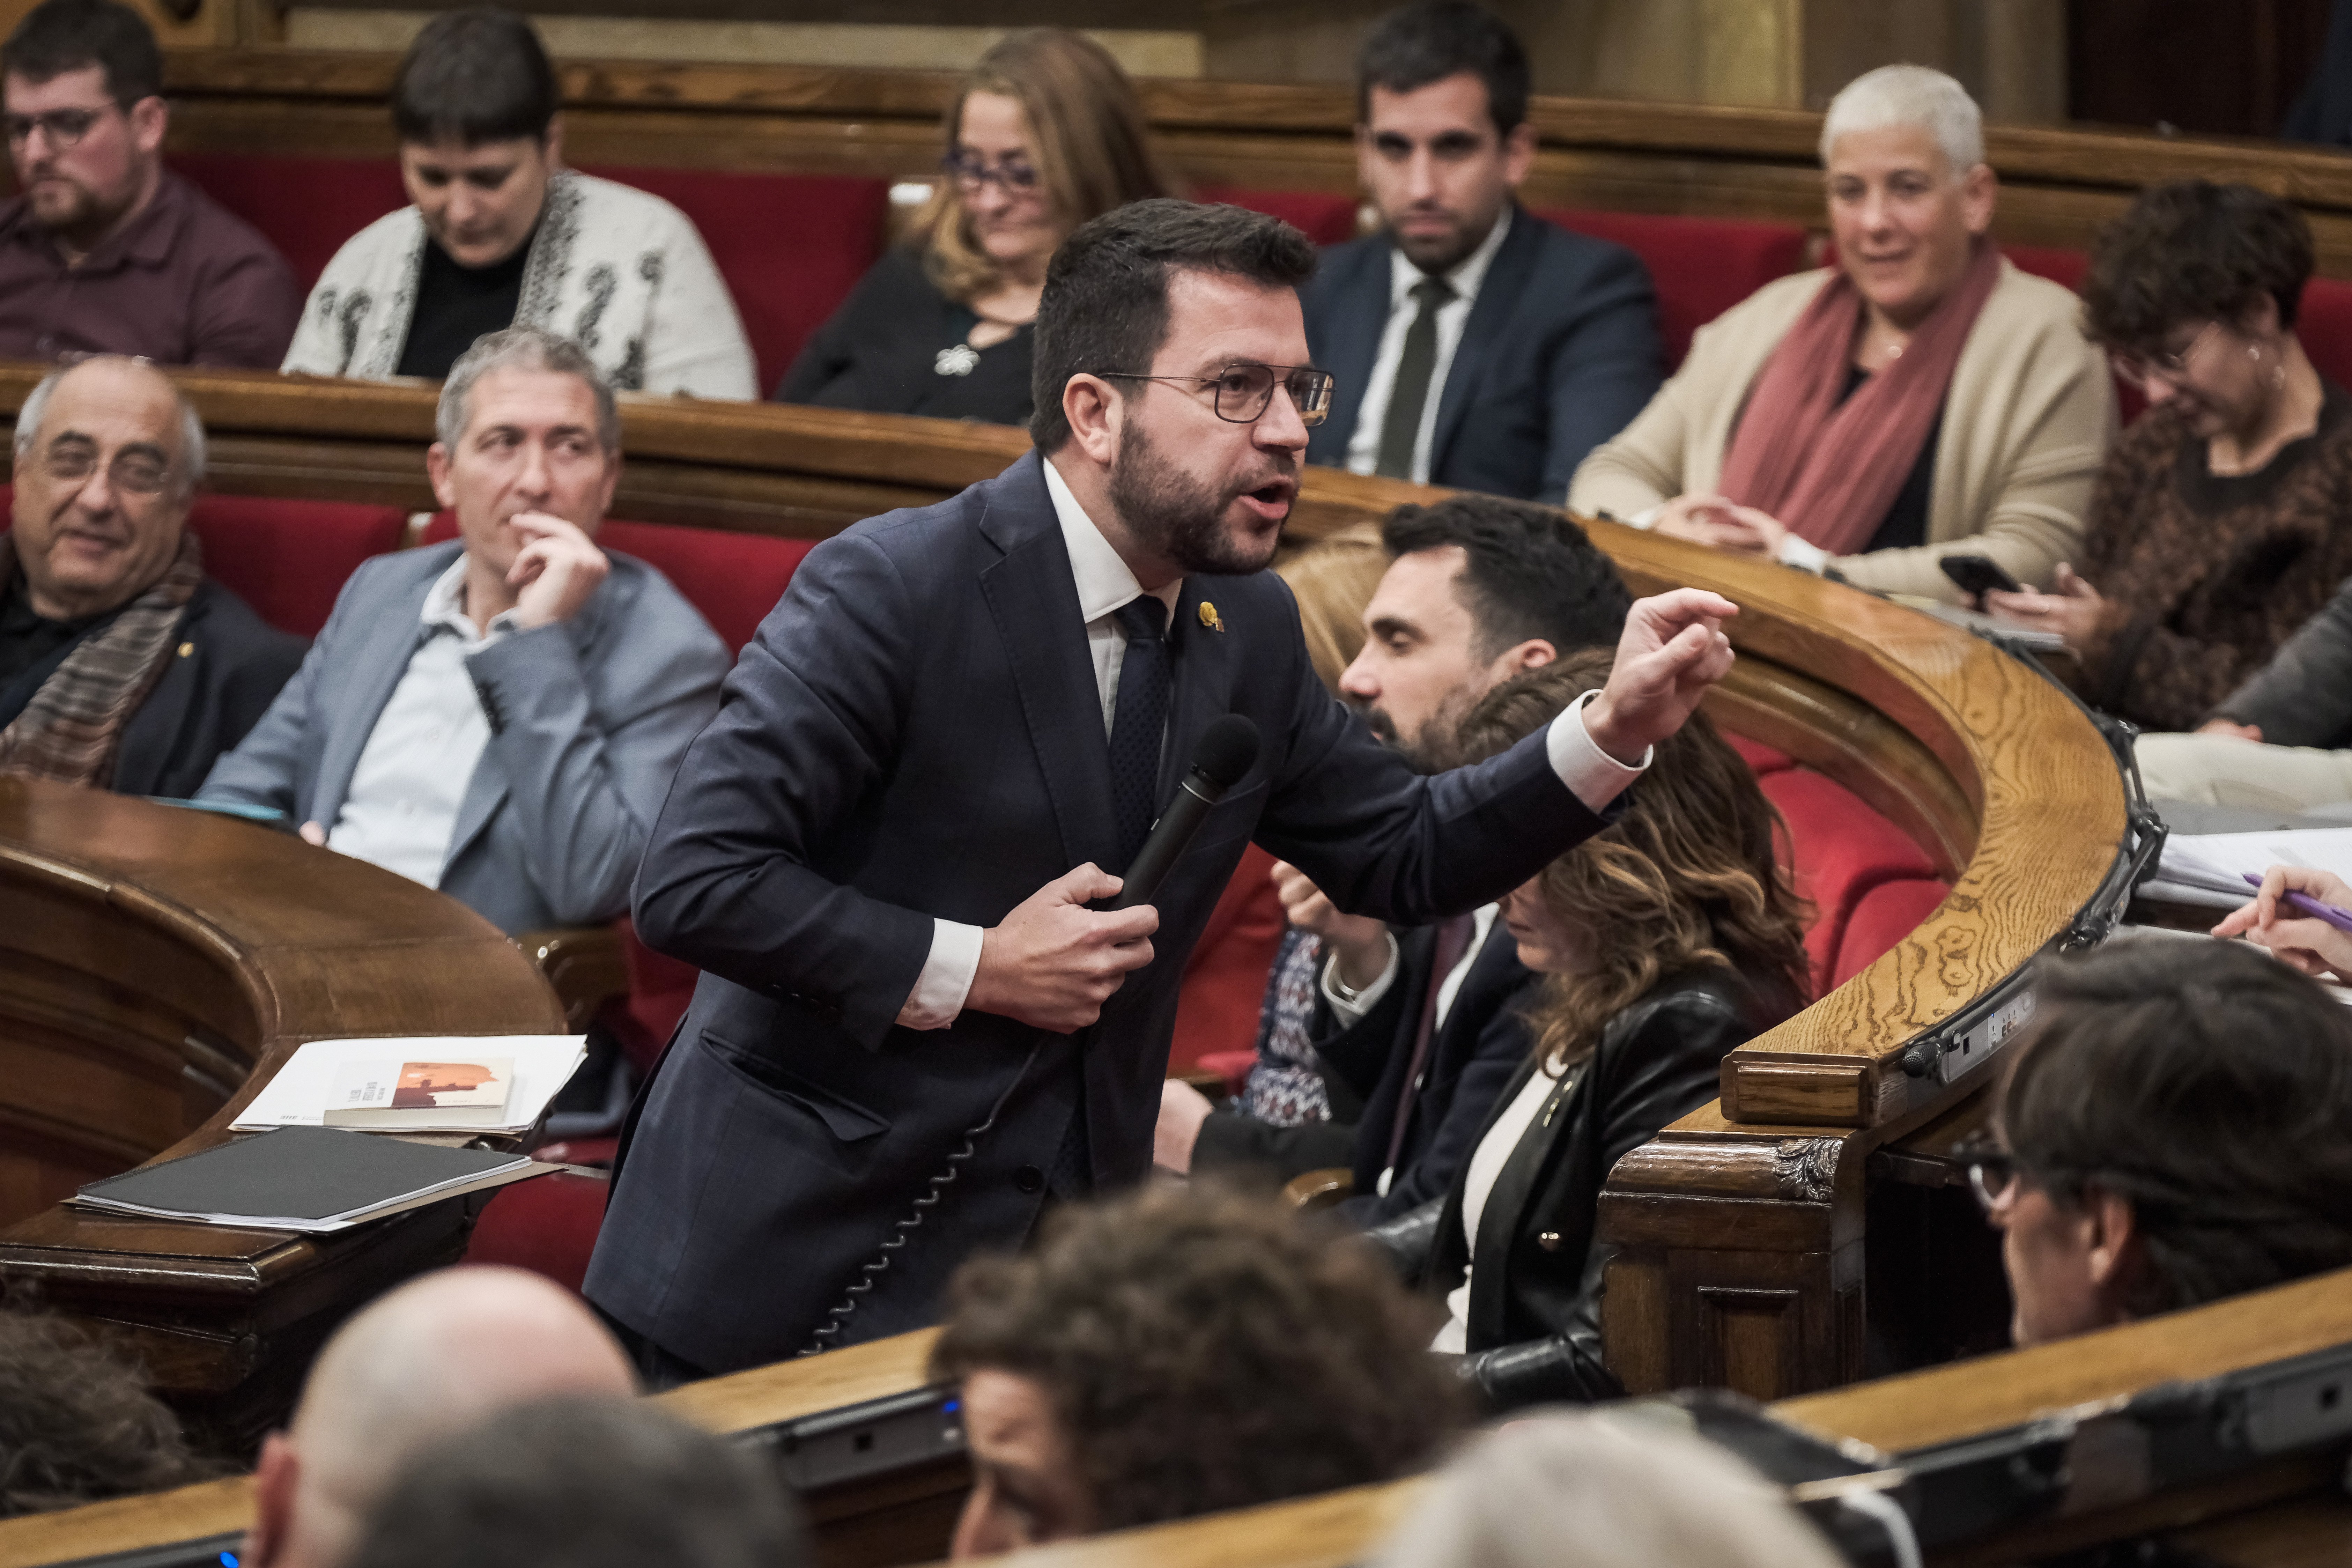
1109, 714, 1261, 910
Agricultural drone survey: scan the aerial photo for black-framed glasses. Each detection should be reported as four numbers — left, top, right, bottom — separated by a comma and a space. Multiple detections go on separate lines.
1957, 1137, 2020, 1215
4, 104, 117, 150
941, 149, 1039, 193
1096, 363, 1334, 427
2111, 320, 2219, 391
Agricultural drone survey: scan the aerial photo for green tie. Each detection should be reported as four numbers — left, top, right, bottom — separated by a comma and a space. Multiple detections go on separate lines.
1375, 276, 1457, 479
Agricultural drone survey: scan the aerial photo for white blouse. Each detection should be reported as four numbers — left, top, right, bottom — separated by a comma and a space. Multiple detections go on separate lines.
1432, 1055, 1573, 1354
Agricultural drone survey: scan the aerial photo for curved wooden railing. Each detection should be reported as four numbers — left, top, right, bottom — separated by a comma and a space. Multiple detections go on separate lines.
0, 362, 2131, 1403
153, 49, 2352, 273
0, 777, 563, 1449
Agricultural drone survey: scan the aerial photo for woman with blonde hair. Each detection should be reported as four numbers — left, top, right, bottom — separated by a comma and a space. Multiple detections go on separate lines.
776, 29, 1166, 423
1364, 651, 1810, 1409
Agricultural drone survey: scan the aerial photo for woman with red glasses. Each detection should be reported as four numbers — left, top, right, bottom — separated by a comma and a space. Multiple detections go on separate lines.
775, 30, 1165, 427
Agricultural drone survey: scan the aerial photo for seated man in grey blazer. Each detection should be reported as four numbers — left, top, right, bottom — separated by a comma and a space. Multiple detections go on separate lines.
1304, 1, 1662, 503
200, 326, 731, 933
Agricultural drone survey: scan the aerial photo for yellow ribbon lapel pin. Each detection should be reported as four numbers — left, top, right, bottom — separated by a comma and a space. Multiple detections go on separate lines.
1198, 601, 1224, 633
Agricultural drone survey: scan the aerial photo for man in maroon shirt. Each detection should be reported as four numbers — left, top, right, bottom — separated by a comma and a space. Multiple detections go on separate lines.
0, 0, 298, 367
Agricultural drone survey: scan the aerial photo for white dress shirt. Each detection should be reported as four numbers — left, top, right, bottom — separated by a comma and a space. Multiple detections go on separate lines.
891, 455, 1650, 1030
1432, 1055, 1570, 1354
326, 558, 514, 888
1343, 208, 1515, 485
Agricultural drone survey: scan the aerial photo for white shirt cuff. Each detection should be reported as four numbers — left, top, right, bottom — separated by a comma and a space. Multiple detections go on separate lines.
1319, 933, 1400, 1025
897, 918, 983, 1029
1775, 534, 1832, 575
1548, 689, 1650, 812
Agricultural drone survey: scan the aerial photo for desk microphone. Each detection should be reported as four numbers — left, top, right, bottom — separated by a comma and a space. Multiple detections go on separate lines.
1109, 714, 1261, 910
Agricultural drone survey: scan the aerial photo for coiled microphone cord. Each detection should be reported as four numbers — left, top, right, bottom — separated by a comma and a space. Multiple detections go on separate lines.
798, 1040, 1045, 1357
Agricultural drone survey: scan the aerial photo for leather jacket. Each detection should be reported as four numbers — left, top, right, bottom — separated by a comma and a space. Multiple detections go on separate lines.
1362, 968, 1796, 1411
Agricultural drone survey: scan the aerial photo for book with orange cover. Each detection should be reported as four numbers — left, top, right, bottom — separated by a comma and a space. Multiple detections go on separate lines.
324, 1057, 516, 1130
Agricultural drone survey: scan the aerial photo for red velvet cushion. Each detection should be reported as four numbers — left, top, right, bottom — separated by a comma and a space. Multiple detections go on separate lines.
1192, 1049, 1259, 1100
1724, 732, 1795, 777
1759, 769, 1939, 993
1538, 209, 1809, 369
1192, 186, 1362, 246
1832, 876, 1953, 989
1169, 843, 1287, 1073
169, 153, 409, 290
420, 512, 812, 652
185, 494, 408, 637
465, 1172, 610, 1294
2296, 276, 2352, 394
576, 165, 889, 394
611, 916, 700, 1077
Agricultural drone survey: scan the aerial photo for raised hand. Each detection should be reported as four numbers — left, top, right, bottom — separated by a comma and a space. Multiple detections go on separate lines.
505, 511, 611, 629
1270, 859, 1391, 990
966, 863, 1160, 1032
1584, 588, 1740, 763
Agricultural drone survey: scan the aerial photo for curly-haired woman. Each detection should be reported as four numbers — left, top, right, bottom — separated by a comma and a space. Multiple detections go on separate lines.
1362, 651, 1811, 1411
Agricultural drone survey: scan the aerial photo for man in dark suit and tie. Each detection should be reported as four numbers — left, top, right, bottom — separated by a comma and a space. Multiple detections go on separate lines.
584, 198, 1736, 1382
1304, 1, 1663, 503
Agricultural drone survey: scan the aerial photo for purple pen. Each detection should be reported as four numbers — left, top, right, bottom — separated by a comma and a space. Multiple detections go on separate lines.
2241, 872, 2352, 935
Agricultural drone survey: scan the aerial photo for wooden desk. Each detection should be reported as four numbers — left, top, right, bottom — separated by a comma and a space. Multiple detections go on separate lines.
0, 362, 2130, 1399
151, 51, 2352, 277
0, 779, 564, 1447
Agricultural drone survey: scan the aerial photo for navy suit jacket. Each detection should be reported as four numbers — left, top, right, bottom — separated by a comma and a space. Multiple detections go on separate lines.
1304, 209, 1663, 503
584, 451, 1612, 1373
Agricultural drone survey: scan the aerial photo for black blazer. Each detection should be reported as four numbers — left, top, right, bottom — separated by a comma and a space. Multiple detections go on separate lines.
1303, 209, 1663, 503
1365, 967, 1796, 1410
774, 246, 1034, 427
1189, 920, 1537, 1227
584, 450, 1614, 1374
0, 577, 305, 798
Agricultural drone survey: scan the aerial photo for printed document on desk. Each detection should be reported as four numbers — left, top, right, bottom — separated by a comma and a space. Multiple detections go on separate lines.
2145, 827, 2352, 909
233, 1035, 586, 1133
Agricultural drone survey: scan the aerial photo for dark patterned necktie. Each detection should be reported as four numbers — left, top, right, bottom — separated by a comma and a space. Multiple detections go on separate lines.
1375, 276, 1457, 479
1107, 596, 1171, 870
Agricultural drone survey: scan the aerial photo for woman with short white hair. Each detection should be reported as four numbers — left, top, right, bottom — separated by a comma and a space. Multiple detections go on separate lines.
1569, 65, 2114, 600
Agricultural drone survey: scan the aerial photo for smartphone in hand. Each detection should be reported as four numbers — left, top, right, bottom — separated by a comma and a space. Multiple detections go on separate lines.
1939, 553, 2022, 600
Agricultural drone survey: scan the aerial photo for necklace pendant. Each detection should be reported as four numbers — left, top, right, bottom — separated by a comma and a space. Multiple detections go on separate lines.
934, 344, 981, 377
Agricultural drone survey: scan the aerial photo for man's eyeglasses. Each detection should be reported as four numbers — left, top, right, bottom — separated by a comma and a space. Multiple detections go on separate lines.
5, 105, 116, 150
941, 149, 1040, 194
2112, 320, 2219, 391
1095, 364, 1334, 427
43, 445, 173, 497
1958, 1138, 2020, 1216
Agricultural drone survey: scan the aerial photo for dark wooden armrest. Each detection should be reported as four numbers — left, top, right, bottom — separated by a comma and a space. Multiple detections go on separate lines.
1283, 1167, 1354, 1211
516, 924, 628, 1032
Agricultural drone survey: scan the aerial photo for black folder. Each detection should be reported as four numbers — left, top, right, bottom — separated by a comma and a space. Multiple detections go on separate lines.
73, 1126, 543, 1232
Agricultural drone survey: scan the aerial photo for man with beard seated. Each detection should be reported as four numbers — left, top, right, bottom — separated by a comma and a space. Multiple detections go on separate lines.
1153, 493, 1629, 1223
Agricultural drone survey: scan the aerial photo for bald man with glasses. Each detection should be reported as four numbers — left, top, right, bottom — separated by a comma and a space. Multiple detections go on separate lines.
0, 0, 299, 367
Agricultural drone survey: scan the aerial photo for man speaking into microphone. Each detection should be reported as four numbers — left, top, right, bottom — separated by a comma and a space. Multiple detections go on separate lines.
585, 200, 1737, 1382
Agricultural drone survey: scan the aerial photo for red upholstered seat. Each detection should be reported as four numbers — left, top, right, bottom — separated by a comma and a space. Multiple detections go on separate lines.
2295, 276, 2352, 393
1759, 769, 1939, 994
1832, 876, 1953, 989
1537, 208, 1809, 369
1192, 186, 1363, 246
464, 1170, 611, 1293
185, 494, 408, 637
1169, 843, 1287, 1073
168, 153, 409, 290
575, 165, 890, 394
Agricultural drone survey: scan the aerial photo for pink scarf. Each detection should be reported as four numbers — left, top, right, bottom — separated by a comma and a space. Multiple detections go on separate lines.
1718, 239, 2002, 556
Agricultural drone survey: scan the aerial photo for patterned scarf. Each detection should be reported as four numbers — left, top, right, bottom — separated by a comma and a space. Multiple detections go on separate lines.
0, 530, 203, 788
1241, 928, 1333, 1127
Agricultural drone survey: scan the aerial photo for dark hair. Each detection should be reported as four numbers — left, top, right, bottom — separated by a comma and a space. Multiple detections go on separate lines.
2079, 180, 2316, 349
1998, 937, 2352, 1317
1450, 652, 1812, 1071
0, 1308, 214, 1518
1, 0, 161, 107
345, 1397, 808, 1568
1356, 1, 1530, 137
930, 1184, 1463, 1532
1030, 198, 1318, 452
391, 8, 559, 148
1382, 495, 1631, 661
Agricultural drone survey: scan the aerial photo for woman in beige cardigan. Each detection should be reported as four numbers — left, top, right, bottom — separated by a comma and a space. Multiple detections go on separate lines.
1568, 67, 2114, 602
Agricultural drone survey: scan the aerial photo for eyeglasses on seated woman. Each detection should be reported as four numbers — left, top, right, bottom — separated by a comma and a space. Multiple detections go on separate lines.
1976, 934, 2352, 1347
1358, 650, 1812, 1412
1567, 64, 2112, 603
774, 28, 1166, 426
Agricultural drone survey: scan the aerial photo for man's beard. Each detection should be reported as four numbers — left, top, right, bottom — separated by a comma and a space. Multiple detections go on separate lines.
1352, 682, 1476, 775
1107, 418, 1290, 578
27, 169, 127, 250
